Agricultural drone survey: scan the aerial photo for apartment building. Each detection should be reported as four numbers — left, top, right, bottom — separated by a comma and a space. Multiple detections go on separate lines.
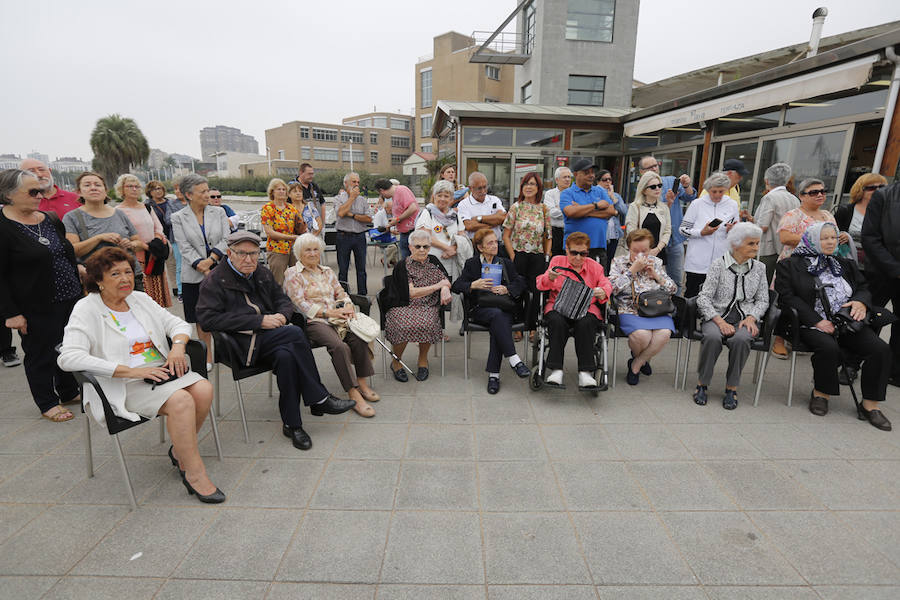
199, 125, 259, 160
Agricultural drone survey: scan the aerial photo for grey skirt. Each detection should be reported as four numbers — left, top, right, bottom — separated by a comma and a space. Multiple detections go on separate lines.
123, 371, 205, 418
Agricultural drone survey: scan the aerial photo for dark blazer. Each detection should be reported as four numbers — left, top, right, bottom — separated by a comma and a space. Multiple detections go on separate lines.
451, 255, 527, 304
862, 182, 900, 278
383, 255, 450, 311
0, 209, 80, 319
775, 255, 871, 328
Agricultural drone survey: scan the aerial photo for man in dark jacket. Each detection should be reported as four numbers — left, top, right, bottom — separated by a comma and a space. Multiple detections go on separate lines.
861, 181, 900, 384
197, 231, 354, 450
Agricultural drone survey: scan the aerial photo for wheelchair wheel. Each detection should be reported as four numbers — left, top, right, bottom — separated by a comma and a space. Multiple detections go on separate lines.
597, 370, 609, 393
529, 369, 544, 391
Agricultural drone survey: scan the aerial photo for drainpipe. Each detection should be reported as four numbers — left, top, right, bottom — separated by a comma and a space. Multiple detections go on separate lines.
873, 45, 900, 174
807, 8, 828, 58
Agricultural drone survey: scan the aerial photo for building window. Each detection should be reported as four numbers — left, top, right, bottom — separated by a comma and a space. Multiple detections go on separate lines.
420, 69, 432, 108
391, 118, 409, 130
370, 151, 378, 163
484, 97, 500, 103
301, 147, 310, 159
312, 148, 339, 161
341, 149, 364, 163
521, 81, 533, 104
421, 143, 433, 153
300, 126, 309, 139
372, 117, 387, 128
568, 75, 605, 106
391, 153, 409, 165
356, 118, 370, 127
485, 65, 500, 81
369, 132, 378, 145
341, 130, 364, 143
420, 115, 432, 136
391, 136, 410, 148
312, 127, 337, 141
277, 150, 285, 159
523, 1, 536, 54
566, 0, 616, 43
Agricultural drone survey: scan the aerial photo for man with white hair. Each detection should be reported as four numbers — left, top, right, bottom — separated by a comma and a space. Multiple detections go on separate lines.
458, 171, 507, 242
19, 158, 80, 218
751, 163, 799, 281
335, 172, 372, 294
543, 166, 572, 256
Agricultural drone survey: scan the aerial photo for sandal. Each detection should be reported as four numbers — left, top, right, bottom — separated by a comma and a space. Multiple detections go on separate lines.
353, 401, 375, 418
42, 405, 74, 422
360, 389, 380, 402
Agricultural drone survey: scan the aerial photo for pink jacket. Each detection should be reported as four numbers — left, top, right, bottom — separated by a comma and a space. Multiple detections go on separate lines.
535, 255, 611, 320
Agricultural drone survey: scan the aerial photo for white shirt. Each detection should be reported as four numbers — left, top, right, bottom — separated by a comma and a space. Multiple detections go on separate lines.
415, 206, 462, 259
543, 187, 565, 228
108, 309, 166, 368
373, 208, 390, 230
457, 194, 505, 239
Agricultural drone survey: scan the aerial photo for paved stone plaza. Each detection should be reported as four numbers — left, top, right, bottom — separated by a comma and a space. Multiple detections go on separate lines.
0, 260, 899, 599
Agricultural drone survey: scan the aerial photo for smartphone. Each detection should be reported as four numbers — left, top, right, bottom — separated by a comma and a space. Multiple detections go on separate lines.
670, 180, 680, 196
707, 218, 723, 228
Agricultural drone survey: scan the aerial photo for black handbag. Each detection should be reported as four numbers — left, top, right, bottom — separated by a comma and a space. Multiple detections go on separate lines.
475, 290, 517, 312
632, 280, 674, 318
552, 266, 593, 320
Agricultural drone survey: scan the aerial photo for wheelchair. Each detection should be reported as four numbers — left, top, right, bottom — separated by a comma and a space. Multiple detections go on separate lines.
528, 290, 610, 396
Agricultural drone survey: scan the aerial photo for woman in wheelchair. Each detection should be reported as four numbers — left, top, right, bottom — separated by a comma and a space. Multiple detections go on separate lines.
775, 222, 892, 431
693, 222, 768, 410
609, 229, 677, 385
452, 228, 531, 394
58, 247, 223, 503
535, 231, 612, 389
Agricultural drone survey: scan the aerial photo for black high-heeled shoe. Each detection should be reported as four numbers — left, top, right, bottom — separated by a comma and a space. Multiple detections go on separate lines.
181, 476, 226, 504
168, 445, 184, 477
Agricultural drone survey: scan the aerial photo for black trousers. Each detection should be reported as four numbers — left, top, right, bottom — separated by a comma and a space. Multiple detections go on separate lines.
868, 275, 900, 379
685, 272, 707, 298
513, 251, 546, 330
471, 306, 517, 373
551, 226, 565, 257
606, 239, 618, 274
255, 325, 329, 428
545, 310, 600, 372
0, 325, 12, 354
336, 231, 368, 295
589, 248, 607, 270
21, 300, 79, 413
798, 326, 890, 401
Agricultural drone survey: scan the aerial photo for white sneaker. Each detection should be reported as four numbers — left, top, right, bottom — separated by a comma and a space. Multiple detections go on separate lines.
578, 371, 598, 388
545, 369, 564, 386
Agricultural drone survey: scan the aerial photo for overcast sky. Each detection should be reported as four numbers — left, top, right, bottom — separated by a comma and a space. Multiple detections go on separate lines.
2, 0, 899, 161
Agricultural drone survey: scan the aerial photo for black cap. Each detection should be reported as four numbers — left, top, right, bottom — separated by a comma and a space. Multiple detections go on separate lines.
570, 158, 596, 173
723, 158, 749, 176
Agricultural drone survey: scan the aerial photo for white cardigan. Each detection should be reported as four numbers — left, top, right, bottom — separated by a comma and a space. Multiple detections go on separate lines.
679, 195, 740, 275
57, 292, 193, 426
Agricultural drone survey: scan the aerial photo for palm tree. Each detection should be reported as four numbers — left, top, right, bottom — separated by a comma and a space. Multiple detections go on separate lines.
89, 114, 150, 186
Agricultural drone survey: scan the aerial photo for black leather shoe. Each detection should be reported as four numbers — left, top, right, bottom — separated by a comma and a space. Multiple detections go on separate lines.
809, 391, 829, 416
632, 353, 651, 376
181, 477, 226, 504
416, 366, 429, 381
693, 385, 708, 406
487, 376, 500, 394
858, 405, 892, 431
626, 358, 639, 386
393, 367, 408, 382
282, 424, 312, 450
512, 362, 531, 378
310, 394, 355, 416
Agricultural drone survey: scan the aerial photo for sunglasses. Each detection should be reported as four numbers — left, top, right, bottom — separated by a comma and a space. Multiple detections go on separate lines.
863, 184, 885, 192
26, 188, 44, 197
645, 183, 663, 190
599, 177, 612, 182
209, 194, 222, 199
803, 189, 827, 196
567, 249, 589, 257
413, 244, 431, 250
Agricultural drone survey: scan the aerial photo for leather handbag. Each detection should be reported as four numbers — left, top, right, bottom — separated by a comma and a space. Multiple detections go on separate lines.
552, 266, 593, 320
475, 290, 517, 312
632, 280, 674, 318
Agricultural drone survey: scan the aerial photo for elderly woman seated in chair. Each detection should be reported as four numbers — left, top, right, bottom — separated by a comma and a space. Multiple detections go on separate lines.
609, 228, 677, 386
692, 222, 769, 411
775, 222, 892, 431
383, 228, 452, 382
57, 247, 223, 503
283, 233, 377, 418
452, 228, 531, 394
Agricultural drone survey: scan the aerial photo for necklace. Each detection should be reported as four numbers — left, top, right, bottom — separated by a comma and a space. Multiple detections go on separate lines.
19, 219, 51, 246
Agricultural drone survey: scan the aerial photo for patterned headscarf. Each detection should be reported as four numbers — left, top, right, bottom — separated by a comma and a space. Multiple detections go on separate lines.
792, 221, 843, 277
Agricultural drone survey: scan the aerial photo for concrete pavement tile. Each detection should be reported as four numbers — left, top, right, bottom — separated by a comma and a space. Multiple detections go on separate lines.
529, 395, 598, 424
596, 586, 708, 599
814, 586, 900, 600
196, 419, 277, 458
848, 460, 900, 498
355, 395, 412, 424
604, 423, 692, 460
489, 585, 596, 599
381, 511, 483, 584
0, 505, 127, 575
774, 460, 900, 510
311, 460, 399, 509
379, 584, 485, 599
0, 576, 58, 599
704, 587, 820, 599
154, 579, 270, 599
539, 424, 618, 460
793, 422, 900, 460
49, 419, 120, 457
645, 394, 735, 423
260, 422, 344, 459
0, 419, 79, 455
574, 512, 696, 584
703, 461, 823, 510
0, 503, 48, 545
627, 461, 738, 510
478, 461, 564, 511
0, 454, 106, 503
61, 455, 171, 506
71, 506, 215, 577
41, 576, 162, 599
174, 508, 302, 580
228, 458, 324, 508
661, 511, 804, 585
406, 425, 474, 460
142, 457, 252, 506
474, 425, 546, 461
411, 395, 472, 424
833, 511, 900, 565
748, 511, 899, 585
276, 509, 390, 583
0, 418, 31, 441
554, 462, 649, 511
482, 512, 590, 584
732, 424, 840, 459
591, 396, 661, 424
0, 454, 41, 484
395, 461, 478, 510
267, 582, 375, 599
334, 424, 408, 459
471, 395, 534, 424
667, 424, 764, 459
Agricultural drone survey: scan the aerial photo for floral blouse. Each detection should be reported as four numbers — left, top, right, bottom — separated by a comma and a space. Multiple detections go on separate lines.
502, 201, 550, 254
608, 254, 676, 316
776, 208, 836, 261
282, 263, 349, 323
260, 201, 300, 255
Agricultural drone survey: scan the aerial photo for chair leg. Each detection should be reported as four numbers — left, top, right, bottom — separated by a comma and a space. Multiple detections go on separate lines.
787, 351, 797, 407
382, 344, 387, 380
441, 336, 445, 377
84, 410, 94, 478
754, 351, 769, 407
113, 434, 138, 511
681, 341, 693, 391
464, 331, 469, 380
268, 372, 273, 398
208, 399, 223, 461
753, 352, 761, 384
674, 338, 682, 389
214, 364, 221, 417
611, 337, 618, 388
159, 416, 166, 444
234, 381, 250, 443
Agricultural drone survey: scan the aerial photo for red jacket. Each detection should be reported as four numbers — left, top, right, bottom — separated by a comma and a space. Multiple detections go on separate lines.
536, 255, 611, 320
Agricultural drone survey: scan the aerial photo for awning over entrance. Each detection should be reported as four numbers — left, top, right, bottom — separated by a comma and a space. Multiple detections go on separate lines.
624, 54, 880, 137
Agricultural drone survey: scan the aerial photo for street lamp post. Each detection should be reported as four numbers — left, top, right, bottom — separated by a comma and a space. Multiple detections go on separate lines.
266, 146, 272, 176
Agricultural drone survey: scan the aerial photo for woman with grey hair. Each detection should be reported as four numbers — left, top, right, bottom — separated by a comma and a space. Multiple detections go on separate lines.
283, 233, 377, 417
679, 172, 740, 297
692, 221, 768, 409
752, 163, 799, 281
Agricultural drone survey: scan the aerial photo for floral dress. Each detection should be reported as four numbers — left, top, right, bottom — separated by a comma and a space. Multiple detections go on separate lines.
776, 208, 836, 261
385, 258, 445, 344
502, 201, 550, 253
260, 201, 300, 255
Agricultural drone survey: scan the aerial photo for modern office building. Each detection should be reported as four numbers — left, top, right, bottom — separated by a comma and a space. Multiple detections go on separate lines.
199, 125, 259, 160
415, 32, 515, 156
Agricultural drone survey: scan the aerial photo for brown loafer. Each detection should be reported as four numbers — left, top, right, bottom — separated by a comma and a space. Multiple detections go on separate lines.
808, 392, 828, 416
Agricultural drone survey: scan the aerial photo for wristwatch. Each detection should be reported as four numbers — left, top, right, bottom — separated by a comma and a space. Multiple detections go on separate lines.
477, 215, 483, 223
593, 202, 600, 210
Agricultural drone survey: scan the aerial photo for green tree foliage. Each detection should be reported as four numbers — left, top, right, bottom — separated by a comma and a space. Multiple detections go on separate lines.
89, 114, 150, 186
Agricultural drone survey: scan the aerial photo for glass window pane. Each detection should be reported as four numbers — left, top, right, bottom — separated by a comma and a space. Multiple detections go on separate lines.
720, 141, 758, 210
572, 129, 623, 152
756, 131, 846, 209
465, 155, 511, 203
372, 117, 387, 128
515, 128, 564, 148
568, 90, 604, 106
463, 127, 514, 146
716, 108, 782, 135
784, 88, 888, 126
566, 0, 615, 42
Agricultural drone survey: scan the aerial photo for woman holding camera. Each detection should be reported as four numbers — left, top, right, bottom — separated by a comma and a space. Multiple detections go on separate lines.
775, 222, 891, 430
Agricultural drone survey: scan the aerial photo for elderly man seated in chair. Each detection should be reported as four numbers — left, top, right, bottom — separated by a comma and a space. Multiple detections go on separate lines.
196, 231, 354, 451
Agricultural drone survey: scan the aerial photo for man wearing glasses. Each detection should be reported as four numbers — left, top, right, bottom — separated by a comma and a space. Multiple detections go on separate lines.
559, 158, 618, 268
208, 189, 238, 231
637, 156, 696, 294
459, 171, 507, 242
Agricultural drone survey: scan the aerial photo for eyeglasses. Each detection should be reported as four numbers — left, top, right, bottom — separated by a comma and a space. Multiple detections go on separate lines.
209, 194, 222, 199
645, 183, 663, 190
567, 249, 589, 257
124, 184, 142, 189
232, 250, 260, 259
26, 188, 44, 198
643, 163, 660, 170
803, 189, 827, 196
863, 184, 885, 192
599, 177, 612, 182
413, 244, 431, 250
